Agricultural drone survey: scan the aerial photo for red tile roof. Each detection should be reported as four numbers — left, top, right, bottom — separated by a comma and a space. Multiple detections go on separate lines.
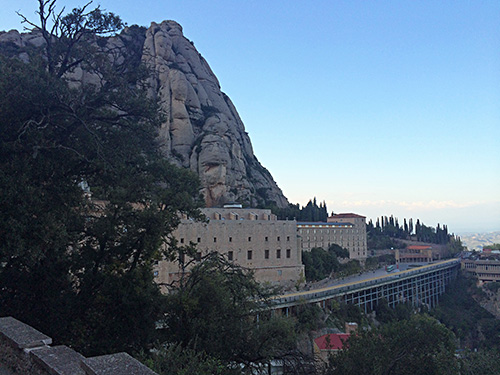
407, 245, 432, 250
314, 334, 350, 350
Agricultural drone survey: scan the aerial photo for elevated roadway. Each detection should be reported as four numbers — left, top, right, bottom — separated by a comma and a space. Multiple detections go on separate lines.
271, 259, 460, 314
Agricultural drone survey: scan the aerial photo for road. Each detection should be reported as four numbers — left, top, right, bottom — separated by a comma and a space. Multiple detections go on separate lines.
300, 262, 430, 292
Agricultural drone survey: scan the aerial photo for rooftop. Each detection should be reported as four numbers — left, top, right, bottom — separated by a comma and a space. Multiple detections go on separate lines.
329, 213, 366, 219
297, 222, 353, 227
314, 333, 350, 351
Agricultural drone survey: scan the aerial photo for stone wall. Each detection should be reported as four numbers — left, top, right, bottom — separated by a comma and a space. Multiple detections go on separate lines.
154, 208, 304, 288
0, 317, 157, 375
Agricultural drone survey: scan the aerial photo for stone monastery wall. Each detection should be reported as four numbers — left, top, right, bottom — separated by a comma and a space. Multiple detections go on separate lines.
155, 208, 305, 288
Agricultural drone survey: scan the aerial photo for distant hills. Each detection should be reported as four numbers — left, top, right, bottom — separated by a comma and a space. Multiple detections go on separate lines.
459, 231, 500, 250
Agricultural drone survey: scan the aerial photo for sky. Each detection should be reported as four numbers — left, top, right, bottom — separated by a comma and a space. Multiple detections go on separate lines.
2, 1, 499, 234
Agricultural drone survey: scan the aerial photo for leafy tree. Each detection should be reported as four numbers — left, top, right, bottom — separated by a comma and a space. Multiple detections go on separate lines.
0, 0, 203, 356
431, 272, 500, 351
483, 243, 500, 250
328, 243, 349, 259
157, 253, 297, 373
302, 247, 339, 281
272, 198, 328, 222
459, 349, 500, 375
337, 259, 361, 277
326, 315, 459, 375
295, 303, 323, 332
141, 344, 238, 375
334, 302, 364, 326
374, 298, 413, 324
447, 236, 465, 256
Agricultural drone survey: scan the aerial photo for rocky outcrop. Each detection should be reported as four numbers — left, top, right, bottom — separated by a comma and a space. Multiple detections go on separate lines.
0, 21, 289, 208
141, 21, 287, 207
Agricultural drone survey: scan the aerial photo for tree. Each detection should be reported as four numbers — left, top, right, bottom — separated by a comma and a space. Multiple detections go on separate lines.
17, 0, 124, 77
328, 243, 349, 259
156, 253, 297, 373
0, 0, 203, 356
141, 344, 238, 375
459, 349, 500, 375
272, 198, 328, 222
302, 247, 339, 281
326, 315, 459, 375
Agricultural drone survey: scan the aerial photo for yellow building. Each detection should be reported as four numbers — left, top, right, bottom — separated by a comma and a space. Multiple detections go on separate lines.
297, 213, 368, 259
395, 245, 438, 263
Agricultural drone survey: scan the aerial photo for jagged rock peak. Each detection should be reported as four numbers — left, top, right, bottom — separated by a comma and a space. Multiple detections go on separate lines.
0, 21, 289, 209
140, 20, 288, 208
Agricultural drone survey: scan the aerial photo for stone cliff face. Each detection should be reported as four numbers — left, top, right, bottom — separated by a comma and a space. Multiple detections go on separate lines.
0, 21, 288, 208
141, 21, 288, 208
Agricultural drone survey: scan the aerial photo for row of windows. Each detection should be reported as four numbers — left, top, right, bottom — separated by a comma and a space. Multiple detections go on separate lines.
305, 237, 364, 244
227, 249, 292, 261
478, 265, 500, 271
180, 236, 292, 244
300, 229, 357, 234
476, 273, 500, 278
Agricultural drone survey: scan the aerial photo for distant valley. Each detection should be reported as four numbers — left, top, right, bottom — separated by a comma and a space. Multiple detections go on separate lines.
458, 231, 500, 250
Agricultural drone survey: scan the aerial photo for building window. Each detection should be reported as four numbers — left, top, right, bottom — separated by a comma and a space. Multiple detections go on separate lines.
248, 236, 252, 242
214, 237, 217, 243
229, 237, 232, 242
287, 236, 290, 241
265, 250, 269, 259
228, 251, 233, 261
265, 236, 268, 242
195, 252, 201, 261
197, 237, 201, 243
276, 249, 281, 259
286, 249, 291, 258
180, 238, 184, 244
277, 236, 281, 241
247, 250, 252, 260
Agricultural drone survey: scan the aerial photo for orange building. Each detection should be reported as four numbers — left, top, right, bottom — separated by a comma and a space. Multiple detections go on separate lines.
395, 245, 439, 263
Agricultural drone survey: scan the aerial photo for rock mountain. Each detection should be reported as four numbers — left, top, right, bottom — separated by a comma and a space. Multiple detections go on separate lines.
0, 20, 288, 208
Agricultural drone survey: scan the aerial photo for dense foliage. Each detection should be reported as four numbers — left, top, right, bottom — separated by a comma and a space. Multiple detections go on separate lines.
367, 215, 464, 254
0, 0, 203, 356
326, 315, 459, 375
152, 253, 298, 374
302, 246, 358, 282
365, 253, 396, 270
272, 197, 328, 222
484, 243, 500, 250
431, 272, 500, 350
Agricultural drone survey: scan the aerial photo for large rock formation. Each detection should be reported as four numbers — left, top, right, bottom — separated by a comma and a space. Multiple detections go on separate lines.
0, 21, 288, 208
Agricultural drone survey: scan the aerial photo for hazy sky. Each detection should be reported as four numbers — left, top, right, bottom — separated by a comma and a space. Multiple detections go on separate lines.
2, 1, 499, 234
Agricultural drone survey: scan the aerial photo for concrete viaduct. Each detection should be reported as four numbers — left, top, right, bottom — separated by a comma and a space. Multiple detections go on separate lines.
271, 259, 460, 315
